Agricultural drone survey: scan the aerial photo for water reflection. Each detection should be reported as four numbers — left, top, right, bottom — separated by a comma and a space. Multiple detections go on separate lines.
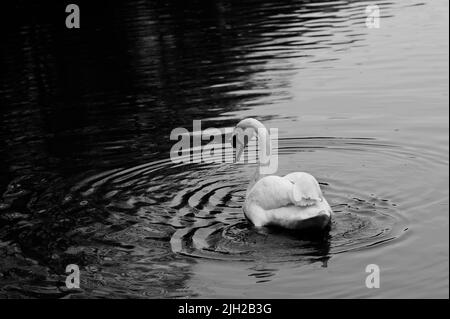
1, 0, 392, 173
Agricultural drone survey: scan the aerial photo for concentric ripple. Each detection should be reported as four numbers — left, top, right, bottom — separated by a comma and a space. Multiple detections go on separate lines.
65, 137, 411, 265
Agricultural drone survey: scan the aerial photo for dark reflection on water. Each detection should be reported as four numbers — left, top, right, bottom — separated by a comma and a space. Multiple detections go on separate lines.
0, 0, 448, 298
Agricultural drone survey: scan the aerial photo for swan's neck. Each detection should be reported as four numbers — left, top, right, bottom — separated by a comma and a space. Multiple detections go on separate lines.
247, 167, 263, 195
243, 119, 272, 195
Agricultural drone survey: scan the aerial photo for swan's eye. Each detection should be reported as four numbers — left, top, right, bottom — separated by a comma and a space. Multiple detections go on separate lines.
232, 135, 237, 148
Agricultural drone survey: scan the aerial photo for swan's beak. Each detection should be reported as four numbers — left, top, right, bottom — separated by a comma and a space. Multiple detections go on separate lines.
231, 133, 244, 162
234, 142, 244, 162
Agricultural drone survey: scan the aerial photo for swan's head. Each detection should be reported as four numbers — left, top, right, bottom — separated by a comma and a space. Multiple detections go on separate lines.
230, 118, 265, 162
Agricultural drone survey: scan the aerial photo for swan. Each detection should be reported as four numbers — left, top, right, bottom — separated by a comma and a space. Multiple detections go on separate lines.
231, 118, 332, 230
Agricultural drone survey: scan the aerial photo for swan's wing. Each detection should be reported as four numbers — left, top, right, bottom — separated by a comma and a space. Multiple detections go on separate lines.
245, 175, 293, 210
246, 173, 323, 209
265, 201, 331, 229
244, 173, 332, 228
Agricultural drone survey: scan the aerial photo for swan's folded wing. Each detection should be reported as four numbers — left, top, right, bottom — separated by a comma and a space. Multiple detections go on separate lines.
266, 204, 331, 229
291, 184, 322, 206
287, 172, 323, 207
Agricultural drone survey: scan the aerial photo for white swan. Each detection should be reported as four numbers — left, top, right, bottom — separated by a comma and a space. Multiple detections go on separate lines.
231, 118, 332, 230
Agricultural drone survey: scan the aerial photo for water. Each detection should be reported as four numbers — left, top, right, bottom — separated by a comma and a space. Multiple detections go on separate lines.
0, 0, 448, 298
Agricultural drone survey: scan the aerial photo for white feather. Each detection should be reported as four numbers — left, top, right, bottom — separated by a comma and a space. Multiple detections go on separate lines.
233, 118, 332, 230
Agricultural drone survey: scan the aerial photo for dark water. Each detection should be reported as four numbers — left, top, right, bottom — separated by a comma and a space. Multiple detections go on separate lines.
0, 0, 448, 298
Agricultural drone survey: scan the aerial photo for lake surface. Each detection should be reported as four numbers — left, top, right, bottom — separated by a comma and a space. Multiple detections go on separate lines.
0, 0, 448, 298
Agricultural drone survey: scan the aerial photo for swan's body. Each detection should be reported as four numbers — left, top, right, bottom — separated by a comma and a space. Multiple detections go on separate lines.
232, 118, 332, 230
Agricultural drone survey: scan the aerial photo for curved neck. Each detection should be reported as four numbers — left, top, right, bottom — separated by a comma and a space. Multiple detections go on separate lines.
238, 119, 272, 194
237, 118, 271, 158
